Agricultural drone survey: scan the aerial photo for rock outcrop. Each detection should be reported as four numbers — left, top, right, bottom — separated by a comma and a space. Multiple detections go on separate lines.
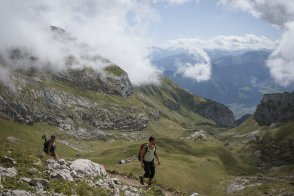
0, 70, 158, 136
185, 130, 207, 141
254, 92, 294, 125
56, 65, 133, 98
0, 167, 17, 177
227, 177, 261, 193
1, 189, 35, 196
196, 101, 235, 127
47, 159, 106, 181
0, 157, 156, 196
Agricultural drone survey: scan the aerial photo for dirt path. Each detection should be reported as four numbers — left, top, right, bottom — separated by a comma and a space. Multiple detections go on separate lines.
108, 173, 178, 196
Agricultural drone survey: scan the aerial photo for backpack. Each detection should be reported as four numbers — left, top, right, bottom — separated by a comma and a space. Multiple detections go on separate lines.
137, 143, 156, 161
42, 134, 50, 153
138, 143, 147, 161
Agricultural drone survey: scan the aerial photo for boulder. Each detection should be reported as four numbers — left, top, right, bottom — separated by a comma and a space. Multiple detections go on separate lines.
119, 159, 127, 164
227, 178, 249, 193
46, 159, 57, 164
1, 190, 35, 196
121, 186, 140, 196
51, 169, 73, 181
112, 178, 121, 185
70, 159, 107, 177
20, 177, 31, 183
187, 130, 207, 140
58, 159, 66, 165
27, 168, 38, 175
29, 178, 50, 188
6, 136, 19, 143
1, 156, 17, 165
124, 190, 132, 196
0, 167, 17, 177
112, 188, 120, 196
227, 177, 261, 193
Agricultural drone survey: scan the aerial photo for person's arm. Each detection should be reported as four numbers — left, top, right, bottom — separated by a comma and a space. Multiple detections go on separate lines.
155, 150, 160, 165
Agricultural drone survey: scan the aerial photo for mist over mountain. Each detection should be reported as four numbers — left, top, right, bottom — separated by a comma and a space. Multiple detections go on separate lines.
151, 48, 294, 118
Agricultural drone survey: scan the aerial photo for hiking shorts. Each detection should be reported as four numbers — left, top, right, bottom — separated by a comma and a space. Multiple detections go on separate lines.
143, 160, 155, 179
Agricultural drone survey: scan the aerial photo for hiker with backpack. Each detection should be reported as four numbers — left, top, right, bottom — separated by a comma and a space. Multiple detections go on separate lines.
139, 136, 160, 188
42, 134, 58, 160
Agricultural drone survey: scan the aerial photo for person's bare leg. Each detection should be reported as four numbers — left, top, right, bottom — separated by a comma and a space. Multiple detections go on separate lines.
51, 152, 58, 160
147, 178, 152, 187
139, 175, 144, 185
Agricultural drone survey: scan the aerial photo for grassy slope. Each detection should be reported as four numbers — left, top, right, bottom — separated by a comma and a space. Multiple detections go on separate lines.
0, 117, 252, 195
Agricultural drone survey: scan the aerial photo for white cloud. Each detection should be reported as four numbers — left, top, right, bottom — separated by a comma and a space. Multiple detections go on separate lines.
168, 38, 212, 82
177, 63, 211, 82
219, 0, 294, 27
0, 0, 160, 85
169, 34, 277, 51
267, 22, 294, 86
219, 0, 294, 87
151, 0, 199, 5
165, 34, 276, 82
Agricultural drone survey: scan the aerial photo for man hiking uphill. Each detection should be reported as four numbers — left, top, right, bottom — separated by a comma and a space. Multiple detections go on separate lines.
42, 134, 58, 160
139, 136, 160, 188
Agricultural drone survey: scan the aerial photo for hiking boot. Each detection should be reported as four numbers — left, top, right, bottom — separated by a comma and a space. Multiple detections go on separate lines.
146, 182, 152, 189
139, 176, 144, 185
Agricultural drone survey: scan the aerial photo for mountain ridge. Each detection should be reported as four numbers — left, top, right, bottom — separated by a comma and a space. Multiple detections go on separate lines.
151, 49, 294, 118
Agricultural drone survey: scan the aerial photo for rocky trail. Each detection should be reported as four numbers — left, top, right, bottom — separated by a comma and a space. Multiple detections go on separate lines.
108, 173, 178, 196
0, 156, 200, 196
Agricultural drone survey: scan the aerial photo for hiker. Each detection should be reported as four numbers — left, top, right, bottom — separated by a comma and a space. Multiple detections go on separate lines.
139, 136, 160, 187
43, 135, 58, 160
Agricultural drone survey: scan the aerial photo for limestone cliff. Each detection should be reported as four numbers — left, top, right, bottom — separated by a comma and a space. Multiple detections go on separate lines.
254, 92, 294, 125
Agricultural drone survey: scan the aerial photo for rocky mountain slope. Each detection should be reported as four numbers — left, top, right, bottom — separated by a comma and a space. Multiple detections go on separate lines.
220, 92, 294, 175
254, 92, 294, 125
216, 92, 294, 195
0, 60, 234, 140
0, 67, 154, 136
0, 26, 235, 134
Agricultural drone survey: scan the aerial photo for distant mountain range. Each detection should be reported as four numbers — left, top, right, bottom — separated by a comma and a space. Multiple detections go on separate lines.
151, 48, 294, 118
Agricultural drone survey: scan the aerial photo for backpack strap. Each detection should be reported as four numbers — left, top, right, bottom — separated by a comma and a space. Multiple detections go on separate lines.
145, 144, 156, 153
143, 144, 148, 154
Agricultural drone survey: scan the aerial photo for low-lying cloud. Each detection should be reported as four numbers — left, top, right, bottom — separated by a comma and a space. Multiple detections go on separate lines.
164, 34, 276, 82
172, 42, 211, 82
0, 0, 160, 85
219, 0, 294, 87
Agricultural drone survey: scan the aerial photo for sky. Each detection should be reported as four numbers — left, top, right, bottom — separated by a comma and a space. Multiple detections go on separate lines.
150, 0, 281, 43
0, 0, 293, 87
